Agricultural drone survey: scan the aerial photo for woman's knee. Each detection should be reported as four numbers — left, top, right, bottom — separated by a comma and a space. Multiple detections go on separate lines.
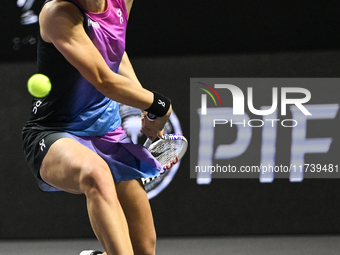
78, 157, 113, 195
133, 231, 157, 255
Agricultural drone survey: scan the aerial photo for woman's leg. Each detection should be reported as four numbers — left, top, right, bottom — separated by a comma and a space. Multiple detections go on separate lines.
39, 137, 133, 255
116, 179, 157, 255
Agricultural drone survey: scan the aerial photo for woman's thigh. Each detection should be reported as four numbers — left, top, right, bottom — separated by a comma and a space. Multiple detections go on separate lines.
40, 137, 113, 194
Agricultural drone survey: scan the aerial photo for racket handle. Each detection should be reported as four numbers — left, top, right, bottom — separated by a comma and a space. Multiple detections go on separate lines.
143, 113, 157, 149
143, 138, 153, 149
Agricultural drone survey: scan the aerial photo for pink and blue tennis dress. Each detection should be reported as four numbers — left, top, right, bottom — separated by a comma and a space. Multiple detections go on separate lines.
22, 0, 161, 192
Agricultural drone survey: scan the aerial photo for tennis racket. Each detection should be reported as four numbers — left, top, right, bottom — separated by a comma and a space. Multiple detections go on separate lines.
119, 104, 187, 193
142, 133, 188, 191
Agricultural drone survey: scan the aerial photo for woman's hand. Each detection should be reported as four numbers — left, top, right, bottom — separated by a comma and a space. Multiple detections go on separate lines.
140, 105, 172, 140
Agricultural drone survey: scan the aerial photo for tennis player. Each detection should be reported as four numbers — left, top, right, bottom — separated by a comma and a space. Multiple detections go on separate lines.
22, 0, 172, 254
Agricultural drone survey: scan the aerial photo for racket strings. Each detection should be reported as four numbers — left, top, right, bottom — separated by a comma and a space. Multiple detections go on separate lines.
149, 139, 184, 165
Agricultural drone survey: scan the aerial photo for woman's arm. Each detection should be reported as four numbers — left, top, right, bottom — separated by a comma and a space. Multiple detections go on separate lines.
124, 0, 134, 19
40, 1, 171, 139
40, 1, 154, 110
119, 51, 142, 87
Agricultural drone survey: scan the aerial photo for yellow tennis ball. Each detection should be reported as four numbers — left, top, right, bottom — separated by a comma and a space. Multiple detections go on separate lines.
27, 74, 51, 98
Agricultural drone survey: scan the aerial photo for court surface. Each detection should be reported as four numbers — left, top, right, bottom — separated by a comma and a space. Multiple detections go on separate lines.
1, 235, 340, 255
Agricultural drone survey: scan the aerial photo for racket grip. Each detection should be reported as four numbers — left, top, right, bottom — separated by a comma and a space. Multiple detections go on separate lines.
143, 138, 153, 149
